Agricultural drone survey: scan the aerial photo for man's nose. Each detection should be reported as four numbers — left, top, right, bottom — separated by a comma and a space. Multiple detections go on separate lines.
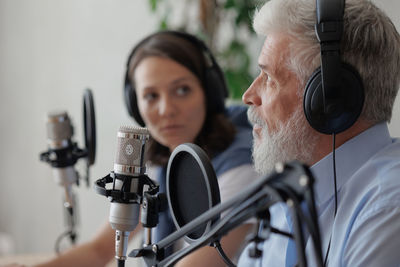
243, 76, 262, 106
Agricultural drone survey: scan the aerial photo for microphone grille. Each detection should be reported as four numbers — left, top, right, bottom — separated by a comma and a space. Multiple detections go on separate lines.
46, 111, 73, 149
114, 126, 150, 175
119, 125, 149, 135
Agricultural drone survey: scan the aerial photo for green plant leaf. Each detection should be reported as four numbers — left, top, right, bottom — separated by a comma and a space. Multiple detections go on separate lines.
147, 0, 259, 99
225, 69, 253, 99
159, 19, 168, 30
224, 0, 236, 9
148, 0, 159, 12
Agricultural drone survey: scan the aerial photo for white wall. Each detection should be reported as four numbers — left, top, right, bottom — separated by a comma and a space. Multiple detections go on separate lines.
0, 0, 157, 256
375, 0, 400, 136
0, 0, 399, 262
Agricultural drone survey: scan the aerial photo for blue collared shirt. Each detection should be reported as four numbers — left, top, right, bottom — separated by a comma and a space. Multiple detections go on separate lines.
238, 123, 400, 266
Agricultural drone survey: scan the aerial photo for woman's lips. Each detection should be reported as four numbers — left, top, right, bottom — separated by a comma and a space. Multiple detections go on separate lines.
160, 124, 183, 133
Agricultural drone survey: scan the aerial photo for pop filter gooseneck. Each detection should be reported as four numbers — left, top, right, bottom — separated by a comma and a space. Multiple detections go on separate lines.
166, 143, 220, 242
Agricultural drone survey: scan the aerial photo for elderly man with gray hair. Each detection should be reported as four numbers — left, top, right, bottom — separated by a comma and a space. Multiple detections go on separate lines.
238, 0, 400, 266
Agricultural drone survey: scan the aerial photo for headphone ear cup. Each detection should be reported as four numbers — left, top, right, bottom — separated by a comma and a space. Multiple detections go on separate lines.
303, 67, 325, 131
124, 82, 146, 127
303, 63, 364, 134
124, 82, 135, 118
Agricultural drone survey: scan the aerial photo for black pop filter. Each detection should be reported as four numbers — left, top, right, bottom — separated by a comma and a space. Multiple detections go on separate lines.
166, 143, 220, 243
83, 88, 96, 166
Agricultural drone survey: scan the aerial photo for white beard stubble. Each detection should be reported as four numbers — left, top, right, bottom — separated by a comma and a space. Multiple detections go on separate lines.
247, 106, 319, 175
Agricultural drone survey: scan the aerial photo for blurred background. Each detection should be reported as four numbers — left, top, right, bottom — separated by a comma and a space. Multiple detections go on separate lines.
0, 0, 399, 266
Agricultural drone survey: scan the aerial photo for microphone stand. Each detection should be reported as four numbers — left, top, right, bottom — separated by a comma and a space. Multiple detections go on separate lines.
129, 161, 324, 267
54, 193, 78, 254
40, 143, 87, 253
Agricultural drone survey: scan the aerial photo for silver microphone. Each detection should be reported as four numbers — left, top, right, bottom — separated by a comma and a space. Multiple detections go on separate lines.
45, 111, 78, 209
40, 89, 96, 253
40, 110, 84, 251
109, 126, 150, 261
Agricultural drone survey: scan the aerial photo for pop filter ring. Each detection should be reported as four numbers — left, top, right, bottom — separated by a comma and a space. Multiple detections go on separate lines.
166, 143, 221, 243
83, 88, 96, 166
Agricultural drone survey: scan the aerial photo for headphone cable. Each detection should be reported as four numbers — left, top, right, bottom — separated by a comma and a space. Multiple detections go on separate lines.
323, 133, 338, 266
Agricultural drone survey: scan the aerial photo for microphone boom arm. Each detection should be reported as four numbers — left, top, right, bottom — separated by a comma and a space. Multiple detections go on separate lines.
129, 161, 323, 267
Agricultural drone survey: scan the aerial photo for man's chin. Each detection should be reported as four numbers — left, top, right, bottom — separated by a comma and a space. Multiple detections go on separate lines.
253, 145, 275, 175
253, 136, 262, 148
249, 106, 317, 175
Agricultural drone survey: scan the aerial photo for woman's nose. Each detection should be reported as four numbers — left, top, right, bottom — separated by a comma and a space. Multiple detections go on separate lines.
158, 96, 177, 117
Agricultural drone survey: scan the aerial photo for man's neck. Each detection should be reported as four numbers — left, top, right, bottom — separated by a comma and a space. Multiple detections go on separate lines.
309, 119, 374, 166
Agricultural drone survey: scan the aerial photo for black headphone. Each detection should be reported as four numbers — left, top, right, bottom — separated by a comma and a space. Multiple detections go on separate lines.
124, 30, 229, 127
303, 0, 364, 134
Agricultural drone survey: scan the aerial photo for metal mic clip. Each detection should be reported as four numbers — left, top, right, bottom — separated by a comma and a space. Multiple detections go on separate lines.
141, 191, 167, 246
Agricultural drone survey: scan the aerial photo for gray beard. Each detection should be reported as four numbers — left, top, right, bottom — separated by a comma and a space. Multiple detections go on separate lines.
247, 106, 318, 175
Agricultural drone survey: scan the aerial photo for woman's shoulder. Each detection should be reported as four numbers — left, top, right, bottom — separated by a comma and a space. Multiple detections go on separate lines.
212, 105, 254, 176
225, 104, 253, 150
225, 105, 251, 129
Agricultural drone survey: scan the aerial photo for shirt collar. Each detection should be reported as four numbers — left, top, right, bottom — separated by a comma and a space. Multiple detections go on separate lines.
310, 122, 392, 206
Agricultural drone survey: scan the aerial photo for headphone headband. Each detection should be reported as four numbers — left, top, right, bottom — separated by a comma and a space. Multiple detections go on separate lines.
316, 0, 344, 23
315, 0, 344, 102
303, 0, 364, 134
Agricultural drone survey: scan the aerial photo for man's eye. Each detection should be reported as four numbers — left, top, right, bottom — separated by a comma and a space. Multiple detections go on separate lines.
260, 72, 269, 83
263, 72, 273, 84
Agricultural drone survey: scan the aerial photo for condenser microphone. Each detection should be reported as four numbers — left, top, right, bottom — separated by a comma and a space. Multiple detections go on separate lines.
109, 126, 150, 263
40, 89, 96, 187
39, 89, 96, 252
40, 111, 84, 251
45, 111, 79, 209
42, 111, 84, 249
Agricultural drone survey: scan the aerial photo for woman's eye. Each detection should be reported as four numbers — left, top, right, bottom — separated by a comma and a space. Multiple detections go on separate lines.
176, 85, 190, 96
143, 92, 157, 101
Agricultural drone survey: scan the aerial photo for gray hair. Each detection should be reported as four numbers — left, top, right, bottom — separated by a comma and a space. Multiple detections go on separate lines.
253, 0, 400, 123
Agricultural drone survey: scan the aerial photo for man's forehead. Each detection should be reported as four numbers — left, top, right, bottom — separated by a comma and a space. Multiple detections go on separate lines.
258, 33, 290, 71
259, 37, 274, 59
